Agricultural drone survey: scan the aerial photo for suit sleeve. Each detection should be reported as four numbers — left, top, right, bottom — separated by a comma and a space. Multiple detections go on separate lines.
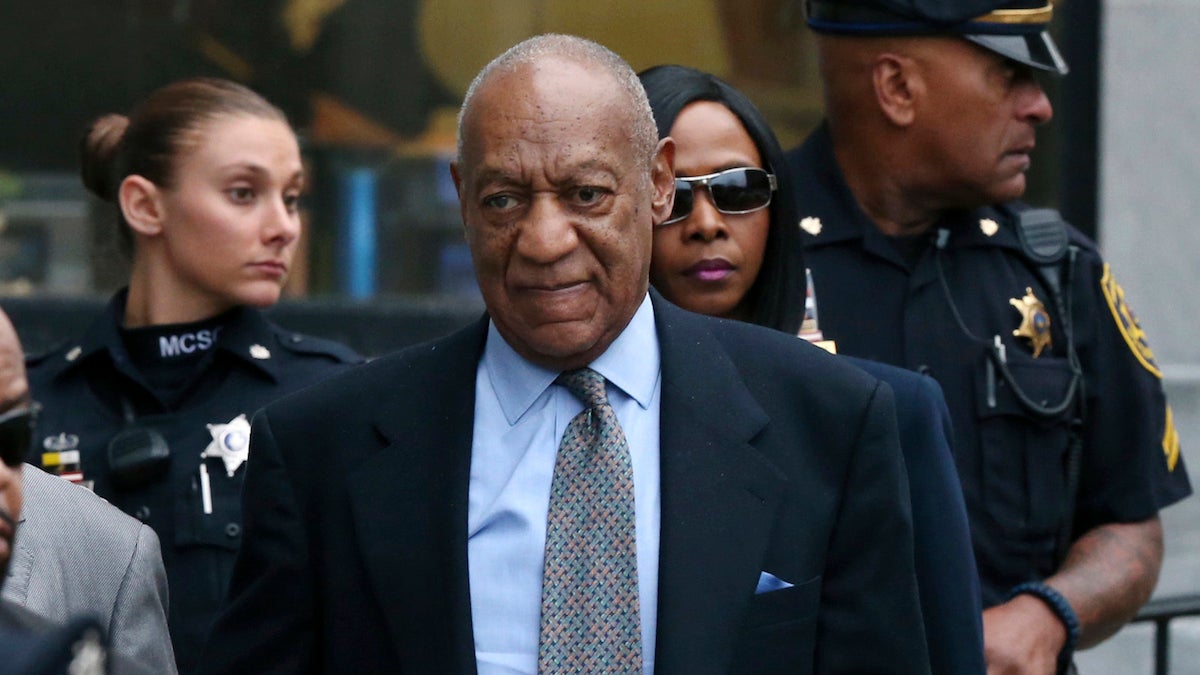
109, 524, 177, 675
199, 409, 317, 675
815, 381, 931, 674
904, 376, 985, 674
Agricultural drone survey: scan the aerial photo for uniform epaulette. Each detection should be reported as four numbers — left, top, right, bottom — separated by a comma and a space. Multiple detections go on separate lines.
24, 339, 71, 368
275, 331, 365, 364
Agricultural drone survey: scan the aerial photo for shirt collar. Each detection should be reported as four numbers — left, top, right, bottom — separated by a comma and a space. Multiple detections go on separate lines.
483, 293, 660, 425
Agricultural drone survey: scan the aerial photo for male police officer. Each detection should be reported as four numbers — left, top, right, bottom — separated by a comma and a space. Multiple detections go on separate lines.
788, 1, 1191, 673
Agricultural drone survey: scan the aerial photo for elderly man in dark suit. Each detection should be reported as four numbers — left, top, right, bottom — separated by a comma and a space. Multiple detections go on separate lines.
200, 34, 929, 674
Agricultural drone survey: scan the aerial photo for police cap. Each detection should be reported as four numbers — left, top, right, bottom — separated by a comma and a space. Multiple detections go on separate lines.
805, 0, 1068, 75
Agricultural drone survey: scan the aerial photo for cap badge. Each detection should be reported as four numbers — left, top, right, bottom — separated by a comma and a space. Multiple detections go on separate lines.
1010, 287, 1052, 357
800, 216, 823, 236
249, 344, 271, 360
980, 218, 999, 237
202, 413, 251, 477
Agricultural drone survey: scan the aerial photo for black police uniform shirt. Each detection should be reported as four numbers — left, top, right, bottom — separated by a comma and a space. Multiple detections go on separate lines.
25, 290, 364, 672
787, 124, 1191, 608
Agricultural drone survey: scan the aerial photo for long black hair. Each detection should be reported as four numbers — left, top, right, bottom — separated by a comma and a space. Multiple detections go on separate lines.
638, 64, 806, 334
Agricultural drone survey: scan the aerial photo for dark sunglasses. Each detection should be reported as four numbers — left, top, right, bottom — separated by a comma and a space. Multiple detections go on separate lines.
0, 402, 38, 468
661, 167, 777, 226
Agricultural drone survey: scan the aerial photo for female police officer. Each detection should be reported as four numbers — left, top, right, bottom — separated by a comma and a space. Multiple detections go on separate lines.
25, 77, 363, 672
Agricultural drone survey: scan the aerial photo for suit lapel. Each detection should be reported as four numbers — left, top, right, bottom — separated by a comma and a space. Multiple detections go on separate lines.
650, 297, 788, 674
346, 318, 486, 674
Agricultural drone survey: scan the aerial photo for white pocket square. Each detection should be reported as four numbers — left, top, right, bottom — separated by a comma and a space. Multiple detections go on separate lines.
755, 571, 794, 594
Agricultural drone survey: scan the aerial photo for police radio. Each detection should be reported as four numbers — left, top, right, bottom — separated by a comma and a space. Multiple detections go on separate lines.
107, 397, 171, 489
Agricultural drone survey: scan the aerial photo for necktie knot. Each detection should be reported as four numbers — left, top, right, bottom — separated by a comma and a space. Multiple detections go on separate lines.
556, 367, 608, 409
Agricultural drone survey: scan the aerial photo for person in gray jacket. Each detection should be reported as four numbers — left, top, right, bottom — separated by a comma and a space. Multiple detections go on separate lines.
4, 464, 175, 674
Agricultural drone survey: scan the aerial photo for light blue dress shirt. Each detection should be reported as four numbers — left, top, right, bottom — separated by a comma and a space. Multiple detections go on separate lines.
468, 294, 661, 675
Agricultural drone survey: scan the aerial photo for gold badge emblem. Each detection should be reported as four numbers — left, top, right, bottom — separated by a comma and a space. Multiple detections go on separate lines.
980, 218, 999, 237
799, 216, 823, 236
1010, 287, 1052, 358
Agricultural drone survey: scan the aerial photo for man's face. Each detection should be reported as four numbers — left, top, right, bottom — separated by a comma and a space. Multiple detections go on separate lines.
909, 37, 1054, 208
0, 311, 27, 577
452, 60, 674, 371
0, 452, 22, 578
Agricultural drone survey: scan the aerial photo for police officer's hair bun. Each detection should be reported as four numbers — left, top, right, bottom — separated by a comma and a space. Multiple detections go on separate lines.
80, 114, 130, 202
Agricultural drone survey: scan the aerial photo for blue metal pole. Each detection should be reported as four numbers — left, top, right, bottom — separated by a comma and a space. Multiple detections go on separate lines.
338, 167, 378, 299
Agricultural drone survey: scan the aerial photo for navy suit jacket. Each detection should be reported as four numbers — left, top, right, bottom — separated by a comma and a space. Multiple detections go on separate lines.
843, 357, 985, 674
200, 295, 930, 674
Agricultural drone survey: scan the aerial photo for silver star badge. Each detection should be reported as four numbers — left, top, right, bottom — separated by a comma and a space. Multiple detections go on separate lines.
202, 414, 251, 477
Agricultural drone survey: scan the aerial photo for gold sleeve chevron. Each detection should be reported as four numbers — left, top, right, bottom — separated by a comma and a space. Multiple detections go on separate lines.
1164, 405, 1181, 472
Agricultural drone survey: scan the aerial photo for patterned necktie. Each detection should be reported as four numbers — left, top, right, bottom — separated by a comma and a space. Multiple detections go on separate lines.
538, 368, 642, 674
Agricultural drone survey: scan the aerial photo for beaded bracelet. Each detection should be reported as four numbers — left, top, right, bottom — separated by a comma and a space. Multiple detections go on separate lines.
1008, 581, 1080, 675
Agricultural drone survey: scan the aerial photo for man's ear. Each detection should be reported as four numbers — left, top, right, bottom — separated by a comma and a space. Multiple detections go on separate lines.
449, 160, 472, 239
873, 52, 921, 127
118, 175, 165, 237
649, 137, 676, 225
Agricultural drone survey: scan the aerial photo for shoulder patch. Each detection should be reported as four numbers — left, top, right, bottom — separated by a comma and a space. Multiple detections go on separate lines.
1163, 405, 1181, 472
1100, 264, 1161, 379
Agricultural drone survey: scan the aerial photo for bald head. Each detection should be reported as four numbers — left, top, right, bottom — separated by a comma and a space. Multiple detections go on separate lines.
456, 34, 658, 171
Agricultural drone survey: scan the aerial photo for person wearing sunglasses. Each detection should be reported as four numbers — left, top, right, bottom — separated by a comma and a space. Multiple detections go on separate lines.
639, 63, 985, 674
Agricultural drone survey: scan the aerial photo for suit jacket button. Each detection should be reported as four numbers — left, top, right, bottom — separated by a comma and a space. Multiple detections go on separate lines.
134, 506, 151, 521
225, 523, 242, 538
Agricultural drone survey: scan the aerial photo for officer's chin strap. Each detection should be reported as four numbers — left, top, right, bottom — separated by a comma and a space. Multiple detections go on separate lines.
932, 228, 1083, 420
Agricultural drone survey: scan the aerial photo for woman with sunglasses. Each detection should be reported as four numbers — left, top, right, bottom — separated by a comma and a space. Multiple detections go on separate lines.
639, 64, 986, 674
25, 77, 363, 673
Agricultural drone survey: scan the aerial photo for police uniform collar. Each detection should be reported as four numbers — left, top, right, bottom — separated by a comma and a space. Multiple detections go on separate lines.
42, 290, 138, 379
44, 291, 284, 383
793, 126, 1028, 259
794, 124, 925, 269
793, 123, 878, 248
938, 204, 1026, 253
211, 306, 285, 382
